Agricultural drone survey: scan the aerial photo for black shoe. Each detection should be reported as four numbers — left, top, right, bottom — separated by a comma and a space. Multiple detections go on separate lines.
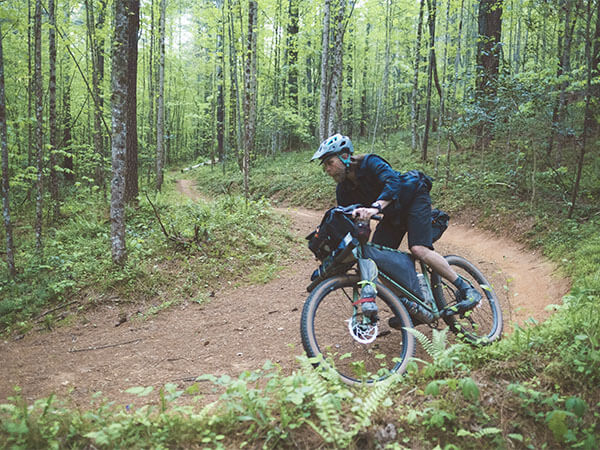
454, 287, 482, 314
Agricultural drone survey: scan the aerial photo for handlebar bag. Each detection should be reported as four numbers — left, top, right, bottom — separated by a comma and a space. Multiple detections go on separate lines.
306, 206, 359, 261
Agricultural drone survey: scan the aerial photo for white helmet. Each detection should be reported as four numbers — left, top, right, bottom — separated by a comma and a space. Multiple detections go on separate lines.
310, 133, 354, 164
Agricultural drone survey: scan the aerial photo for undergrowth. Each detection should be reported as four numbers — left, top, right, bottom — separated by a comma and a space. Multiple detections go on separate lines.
0, 174, 294, 334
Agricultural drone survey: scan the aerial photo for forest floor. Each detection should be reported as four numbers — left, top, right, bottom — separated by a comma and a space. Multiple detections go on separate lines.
0, 180, 570, 407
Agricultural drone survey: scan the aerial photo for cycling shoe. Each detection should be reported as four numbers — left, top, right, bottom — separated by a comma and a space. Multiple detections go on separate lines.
454, 287, 482, 314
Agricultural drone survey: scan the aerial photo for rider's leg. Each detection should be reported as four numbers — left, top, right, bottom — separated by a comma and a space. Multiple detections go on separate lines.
410, 244, 481, 311
371, 220, 405, 249
406, 190, 482, 312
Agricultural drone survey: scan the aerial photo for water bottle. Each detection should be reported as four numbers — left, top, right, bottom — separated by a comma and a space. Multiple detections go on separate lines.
417, 273, 434, 304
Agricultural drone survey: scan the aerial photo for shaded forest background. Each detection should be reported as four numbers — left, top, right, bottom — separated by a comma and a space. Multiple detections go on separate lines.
0, 0, 599, 277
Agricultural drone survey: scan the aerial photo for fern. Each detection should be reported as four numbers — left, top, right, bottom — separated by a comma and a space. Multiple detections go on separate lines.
299, 354, 404, 447
300, 355, 351, 446
351, 371, 401, 431
407, 327, 466, 371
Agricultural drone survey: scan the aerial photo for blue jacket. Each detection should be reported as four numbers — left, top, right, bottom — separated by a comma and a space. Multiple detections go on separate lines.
336, 154, 431, 224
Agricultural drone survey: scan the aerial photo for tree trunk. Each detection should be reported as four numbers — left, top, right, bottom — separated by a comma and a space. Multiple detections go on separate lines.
34, 0, 43, 255
110, 0, 129, 265
227, 0, 242, 158
48, 0, 60, 220
319, 0, 331, 141
476, 0, 503, 147
422, 0, 437, 161
62, 0, 74, 183
0, 23, 16, 278
147, 0, 155, 154
216, 0, 225, 163
287, 0, 299, 111
548, 0, 579, 164
327, 0, 346, 136
85, 0, 105, 192
243, 0, 258, 201
125, 0, 140, 203
411, 0, 425, 152
156, 0, 166, 191
28, 0, 33, 168
360, 23, 370, 137
589, 0, 600, 138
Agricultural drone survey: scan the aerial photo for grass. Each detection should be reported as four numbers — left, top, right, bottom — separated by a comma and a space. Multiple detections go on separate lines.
0, 172, 294, 334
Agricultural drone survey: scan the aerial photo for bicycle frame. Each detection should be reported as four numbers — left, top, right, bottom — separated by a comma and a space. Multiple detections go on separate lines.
358, 243, 444, 320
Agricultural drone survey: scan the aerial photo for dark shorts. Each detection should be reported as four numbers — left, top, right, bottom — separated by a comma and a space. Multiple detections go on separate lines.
372, 188, 433, 250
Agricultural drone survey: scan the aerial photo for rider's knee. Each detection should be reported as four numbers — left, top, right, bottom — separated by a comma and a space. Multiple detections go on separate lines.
410, 245, 430, 259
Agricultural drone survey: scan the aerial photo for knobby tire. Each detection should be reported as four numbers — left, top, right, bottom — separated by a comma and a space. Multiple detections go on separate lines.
301, 274, 416, 384
431, 255, 503, 344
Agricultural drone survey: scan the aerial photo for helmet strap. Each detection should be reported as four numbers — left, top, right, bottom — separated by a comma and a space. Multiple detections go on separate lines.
338, 154, 351, 168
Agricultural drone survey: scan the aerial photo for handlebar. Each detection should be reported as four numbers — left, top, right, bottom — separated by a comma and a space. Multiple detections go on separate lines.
334, 204, 383, 222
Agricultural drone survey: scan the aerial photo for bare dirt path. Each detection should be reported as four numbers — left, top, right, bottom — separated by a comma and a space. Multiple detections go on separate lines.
0, 180, 570, 406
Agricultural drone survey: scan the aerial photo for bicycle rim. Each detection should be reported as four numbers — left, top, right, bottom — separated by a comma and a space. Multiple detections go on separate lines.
301, 274, 415, 384
432, 255, 503, 344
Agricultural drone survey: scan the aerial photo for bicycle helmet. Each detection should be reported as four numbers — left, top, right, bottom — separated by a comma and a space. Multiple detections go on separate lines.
310, 133, 354, 165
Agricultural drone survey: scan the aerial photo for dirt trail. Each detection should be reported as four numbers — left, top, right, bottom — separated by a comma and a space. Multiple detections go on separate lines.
0, 180, 570, 405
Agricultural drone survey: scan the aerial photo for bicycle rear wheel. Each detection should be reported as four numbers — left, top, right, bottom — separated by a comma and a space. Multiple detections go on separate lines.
431, 255, 503, 344
301, 274, 416, 384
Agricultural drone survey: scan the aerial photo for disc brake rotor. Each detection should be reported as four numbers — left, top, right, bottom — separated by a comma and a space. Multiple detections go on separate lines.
347, 315, 378, 344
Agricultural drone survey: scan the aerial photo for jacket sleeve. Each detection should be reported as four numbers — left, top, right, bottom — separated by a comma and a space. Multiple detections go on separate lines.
364, 155, 403, 203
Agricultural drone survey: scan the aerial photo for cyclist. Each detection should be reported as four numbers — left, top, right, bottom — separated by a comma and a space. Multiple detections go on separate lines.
311, 133, 482, 314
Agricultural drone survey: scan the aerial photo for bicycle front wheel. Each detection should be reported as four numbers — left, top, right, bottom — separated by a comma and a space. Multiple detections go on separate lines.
431, 255, 503, 344
301, 274, 416, 384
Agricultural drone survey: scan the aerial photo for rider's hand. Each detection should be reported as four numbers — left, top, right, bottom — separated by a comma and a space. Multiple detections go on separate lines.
352, 207, 379, 221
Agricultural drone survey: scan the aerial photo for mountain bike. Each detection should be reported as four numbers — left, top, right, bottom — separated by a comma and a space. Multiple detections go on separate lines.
301, 206, 503, 384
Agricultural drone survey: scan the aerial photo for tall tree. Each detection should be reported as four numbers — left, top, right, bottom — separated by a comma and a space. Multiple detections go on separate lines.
319, 0, 331, 141
125, 0, 140, 203
62, 0, 74, 183
110, 0, 129, 265
243, 0, 258, 200
327, 0, 346, 136
216, 0, 225, 163
568, 0, 598, 218
476, 0, 503, 147
548, 0, 579, 163
34, 0, 43, 255
287, 0, 299, 110
48, 0, 60, 220
85, 0, 106, 191
156, 0, 166, 191
0, 23, 16, 278
411, 0, 425, 151
422, 0, 437, 160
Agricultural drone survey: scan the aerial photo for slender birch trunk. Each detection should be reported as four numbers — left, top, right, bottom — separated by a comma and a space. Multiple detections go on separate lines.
319, 0, 331, 141
243, 0, 257, 201
110, 0, 129, 265
411, 0, 425, 152
48, 0, 60, 220
0, 24, 16, 278
156, 0, 166, 191
34, 0, 43, 255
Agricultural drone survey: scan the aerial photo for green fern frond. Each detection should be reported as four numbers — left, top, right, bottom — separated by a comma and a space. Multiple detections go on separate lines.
300, 355, 349, 445
407, 327, 439, 360
352, 371, 401, 431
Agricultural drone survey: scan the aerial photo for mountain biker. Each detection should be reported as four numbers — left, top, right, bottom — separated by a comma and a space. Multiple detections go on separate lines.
311, 133, 482, 314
